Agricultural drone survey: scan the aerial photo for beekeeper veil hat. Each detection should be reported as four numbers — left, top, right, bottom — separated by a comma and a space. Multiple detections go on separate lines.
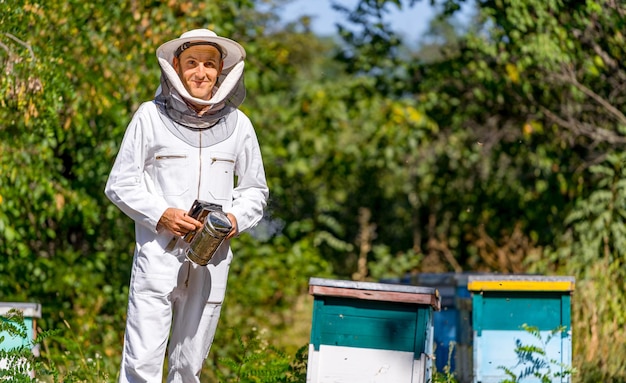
154, 29, 247, 131
157, 28, 245, 72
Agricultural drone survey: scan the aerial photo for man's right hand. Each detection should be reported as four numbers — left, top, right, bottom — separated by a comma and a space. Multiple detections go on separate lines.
157, 208, 203, 237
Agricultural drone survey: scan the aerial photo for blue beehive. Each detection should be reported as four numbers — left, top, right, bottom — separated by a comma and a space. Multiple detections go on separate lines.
468, 275, 575, 383
306, 277, 441, 383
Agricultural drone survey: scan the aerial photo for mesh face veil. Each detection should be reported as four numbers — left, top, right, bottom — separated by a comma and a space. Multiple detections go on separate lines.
153, 30, 247, 146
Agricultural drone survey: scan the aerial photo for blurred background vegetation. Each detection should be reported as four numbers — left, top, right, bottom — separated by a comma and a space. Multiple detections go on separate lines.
1, 0, 625, 381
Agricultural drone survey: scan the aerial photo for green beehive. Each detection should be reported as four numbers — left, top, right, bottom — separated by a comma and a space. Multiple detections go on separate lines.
468, 275, 575, 383
306, 277, 440, 383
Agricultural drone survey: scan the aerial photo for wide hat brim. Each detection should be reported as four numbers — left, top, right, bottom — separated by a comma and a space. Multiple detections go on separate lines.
156, 29, 246, 71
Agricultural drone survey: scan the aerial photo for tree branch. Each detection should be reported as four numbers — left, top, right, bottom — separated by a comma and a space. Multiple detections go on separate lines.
4, 33, 35, 62
553, 68, 626, 127
541, 106, 626, 144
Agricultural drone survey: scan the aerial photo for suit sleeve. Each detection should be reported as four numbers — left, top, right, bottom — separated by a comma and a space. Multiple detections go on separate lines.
104, 104, 169, 233
227, 113, 269, 233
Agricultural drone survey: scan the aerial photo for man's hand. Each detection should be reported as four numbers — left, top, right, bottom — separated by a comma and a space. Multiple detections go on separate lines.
158, 208, 203, 237
226, 213, 238, 239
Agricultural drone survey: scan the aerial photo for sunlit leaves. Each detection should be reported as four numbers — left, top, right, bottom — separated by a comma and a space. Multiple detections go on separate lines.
0, 0, 265, 373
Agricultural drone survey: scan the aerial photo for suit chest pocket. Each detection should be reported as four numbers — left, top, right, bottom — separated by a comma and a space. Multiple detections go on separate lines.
154, 152, 190, 196
206, 152, 236, 202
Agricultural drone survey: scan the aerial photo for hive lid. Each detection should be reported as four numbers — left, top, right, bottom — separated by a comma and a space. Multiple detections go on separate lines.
309, 277, 441, 310
467, 275, 575, 292
0, 302, 42, 318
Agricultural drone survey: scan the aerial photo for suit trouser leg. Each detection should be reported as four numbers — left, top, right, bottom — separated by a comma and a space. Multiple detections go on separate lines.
166, 252, 231, 383
119, 275, 173, 383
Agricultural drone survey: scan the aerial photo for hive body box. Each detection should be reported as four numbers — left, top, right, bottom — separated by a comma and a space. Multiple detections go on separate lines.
0, 302, 42, 377
306, 278, 441, 383
468, 276, 575, 383
0, 302, 41, 351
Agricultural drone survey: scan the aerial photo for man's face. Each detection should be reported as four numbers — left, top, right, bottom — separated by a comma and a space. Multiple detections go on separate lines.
174, 44, 223, 101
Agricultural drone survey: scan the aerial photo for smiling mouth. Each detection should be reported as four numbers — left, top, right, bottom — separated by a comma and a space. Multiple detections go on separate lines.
190, 81, 210, 88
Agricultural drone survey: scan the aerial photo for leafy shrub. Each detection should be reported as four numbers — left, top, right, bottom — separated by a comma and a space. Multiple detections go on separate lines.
498, 324, 575, 383
0, 309, 110, 382
432, 341, 459, 383
215, 327, 308, 383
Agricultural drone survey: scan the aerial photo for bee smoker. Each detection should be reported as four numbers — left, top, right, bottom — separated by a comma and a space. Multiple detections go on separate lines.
186, 211, 232, 266
164, 200, 232, 265
184, 201, 232, 266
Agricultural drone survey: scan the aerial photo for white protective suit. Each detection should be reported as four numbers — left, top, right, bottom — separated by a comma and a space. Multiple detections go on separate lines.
105, 30, 268, 383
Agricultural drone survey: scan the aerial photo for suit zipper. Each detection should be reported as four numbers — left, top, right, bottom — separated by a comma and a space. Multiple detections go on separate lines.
211, 157, 235, 164
156, 155, 187, 160
198, 133, 202, 198
186, 132, 202, 287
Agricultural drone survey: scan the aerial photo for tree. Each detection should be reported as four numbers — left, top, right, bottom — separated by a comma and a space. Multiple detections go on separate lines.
335, 0, 626, 378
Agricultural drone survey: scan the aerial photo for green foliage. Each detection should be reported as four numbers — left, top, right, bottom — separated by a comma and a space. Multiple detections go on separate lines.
1, 0, 626, 381
332, 0, 626, 275
215, 328, 307, 383
43, 321, 112, 382
342, 0, 626, 379
254, 66, 443, 275
0, 309, 108, 382
498, 324, 575, 383
368, 246, 423, 281
1, 0, 148, 365
432, 366, 459, 383
539, 153, 626, 380
543, 153, 626, 267
432, 342, 459, 383
0, 310, 36, 382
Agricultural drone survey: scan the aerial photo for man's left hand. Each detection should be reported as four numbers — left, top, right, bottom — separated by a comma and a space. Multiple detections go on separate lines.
226, 213, 238, 239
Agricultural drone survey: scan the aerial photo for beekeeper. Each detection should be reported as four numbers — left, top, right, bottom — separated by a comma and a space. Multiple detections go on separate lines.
105, 29, 268, 383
